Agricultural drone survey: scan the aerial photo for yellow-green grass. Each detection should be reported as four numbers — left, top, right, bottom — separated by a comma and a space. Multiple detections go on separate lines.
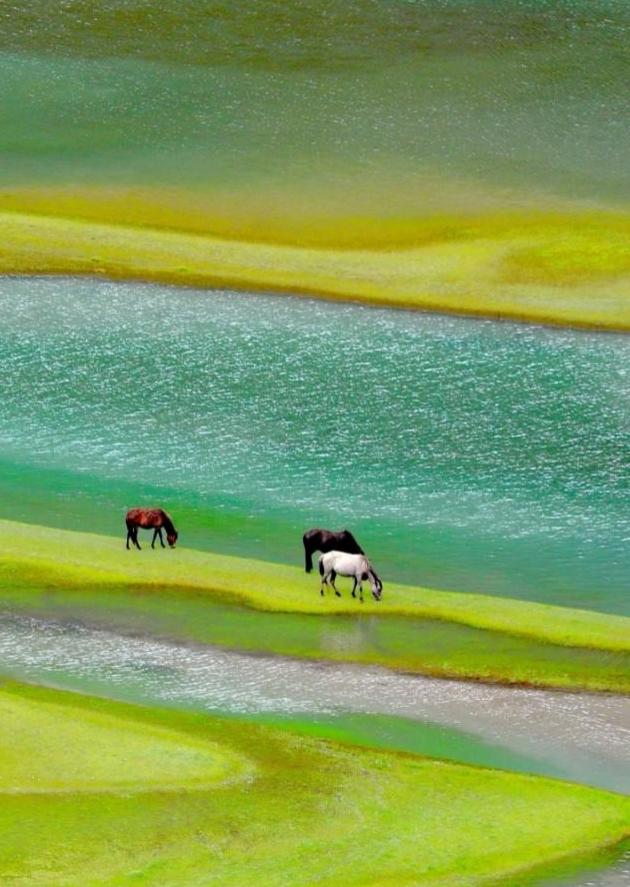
0, 686, 249, 795
1, 680, 629, 887
1, 205, 629, 329
1, 519, 629, 692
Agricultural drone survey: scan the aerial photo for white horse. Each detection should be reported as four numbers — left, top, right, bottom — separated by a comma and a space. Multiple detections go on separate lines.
318, 550, 383, 602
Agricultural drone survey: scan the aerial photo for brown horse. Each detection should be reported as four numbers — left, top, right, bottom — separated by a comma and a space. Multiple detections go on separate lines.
125, 508, 178, 550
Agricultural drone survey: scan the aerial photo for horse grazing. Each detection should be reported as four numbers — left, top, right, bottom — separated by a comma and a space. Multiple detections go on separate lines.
125, 508, 178, 550
318, 551, 382, 602
303, 527, 364, 573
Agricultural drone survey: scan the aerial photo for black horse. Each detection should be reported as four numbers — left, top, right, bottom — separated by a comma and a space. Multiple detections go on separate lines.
302, 527, 365, 573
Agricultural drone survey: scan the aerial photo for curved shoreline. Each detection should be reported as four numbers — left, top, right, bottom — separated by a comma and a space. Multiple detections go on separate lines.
2, 209, 629, 331
1, 680, 629, 887
1, 520, 629, 694
3, 521, 629, 654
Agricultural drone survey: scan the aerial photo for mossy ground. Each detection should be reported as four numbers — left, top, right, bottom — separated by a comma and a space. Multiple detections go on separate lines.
1, 681, 629, 887
1, 520, 629, 692
1, 207, 629, 329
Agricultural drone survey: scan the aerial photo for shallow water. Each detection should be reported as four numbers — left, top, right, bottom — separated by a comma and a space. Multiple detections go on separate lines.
525, 846, 630, 887
1, 277, 628, 612
2, 6, 628, 884
1, 611, 628, 795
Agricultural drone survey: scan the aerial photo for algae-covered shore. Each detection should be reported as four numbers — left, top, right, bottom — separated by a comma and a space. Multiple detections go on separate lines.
2, 208, 629, 330
1, 680, 629, 887
2, 520, 629, 693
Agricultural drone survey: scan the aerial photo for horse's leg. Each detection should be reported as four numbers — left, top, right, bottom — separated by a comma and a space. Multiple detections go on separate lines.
329, 569, 341, 598
351, 577, 358, 598
126, 527, 131, 550
158, 528, 165, 548
358, 580, 364, 603
320, 571, 328, 597
134, 527, 142, 550
151, 529, 158, 549
304, 541, 313, 574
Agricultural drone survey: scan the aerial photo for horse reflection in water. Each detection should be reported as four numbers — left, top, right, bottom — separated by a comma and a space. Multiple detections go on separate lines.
319, 551, 383, 602
125, 508, 178, 550
303, 527, 364, 573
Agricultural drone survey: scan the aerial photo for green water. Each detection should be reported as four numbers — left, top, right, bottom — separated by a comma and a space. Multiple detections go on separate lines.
1, 0, 628, 216
218, 711, 548, 778
1, 277, 628, 613
511, 841, 630, 887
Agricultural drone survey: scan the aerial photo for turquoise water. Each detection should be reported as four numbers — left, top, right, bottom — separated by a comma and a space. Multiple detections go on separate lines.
1, 276, 628, 612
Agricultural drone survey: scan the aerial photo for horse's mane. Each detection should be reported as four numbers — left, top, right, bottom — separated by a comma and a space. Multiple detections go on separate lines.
161, 510, 176, 534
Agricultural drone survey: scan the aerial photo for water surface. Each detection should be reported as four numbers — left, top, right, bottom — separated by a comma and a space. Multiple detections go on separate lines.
1, 277, 628, 612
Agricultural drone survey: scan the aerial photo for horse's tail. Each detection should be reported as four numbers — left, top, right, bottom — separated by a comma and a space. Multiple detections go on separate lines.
303, 533, 314, 573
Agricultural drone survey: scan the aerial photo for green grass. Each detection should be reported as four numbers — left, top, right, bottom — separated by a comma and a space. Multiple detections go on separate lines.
1, 519, 629, 692
0, 688, 248, 794
0, 680, 629, 887
1, 208, 629, 329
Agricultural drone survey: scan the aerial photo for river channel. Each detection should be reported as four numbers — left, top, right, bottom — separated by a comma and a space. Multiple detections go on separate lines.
1, 610, 628, 794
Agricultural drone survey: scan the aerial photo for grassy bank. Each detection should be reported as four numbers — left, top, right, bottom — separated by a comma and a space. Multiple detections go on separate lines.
1, 208, 629, 329
1, 520, 629, 692
1, 680, 629, 886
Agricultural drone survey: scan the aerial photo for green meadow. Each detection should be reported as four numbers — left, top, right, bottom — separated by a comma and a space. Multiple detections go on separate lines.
2, 520, 629, 692
1, 681, 629, 887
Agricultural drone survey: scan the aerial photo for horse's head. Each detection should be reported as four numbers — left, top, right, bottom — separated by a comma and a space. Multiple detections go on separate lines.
370, 572, 382, 601
167, 531, 178, 548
